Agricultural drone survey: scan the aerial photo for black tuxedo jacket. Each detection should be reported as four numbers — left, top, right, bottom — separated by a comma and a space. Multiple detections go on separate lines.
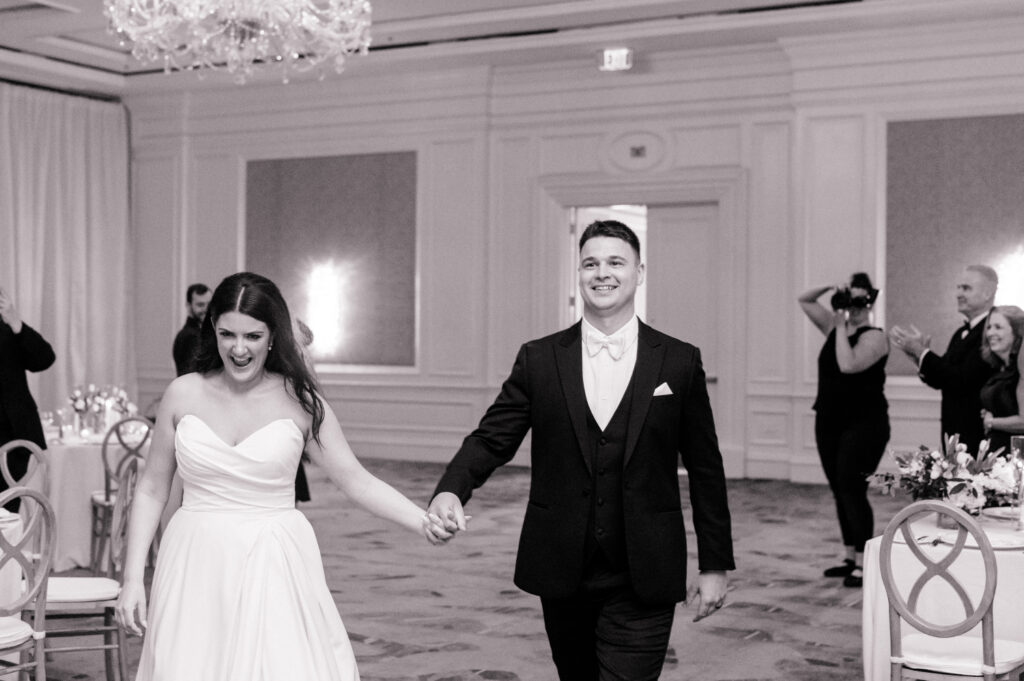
919, 316, 995, 454
0, 321, 56, 448
434, 320, 734, 603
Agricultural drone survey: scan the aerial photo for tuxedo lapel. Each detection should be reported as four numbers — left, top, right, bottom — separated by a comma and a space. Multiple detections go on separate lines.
624, 323, 665, 468
555, 323, 593, 474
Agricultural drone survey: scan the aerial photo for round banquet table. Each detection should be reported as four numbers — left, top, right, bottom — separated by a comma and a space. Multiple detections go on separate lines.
863, 510, 1024, 681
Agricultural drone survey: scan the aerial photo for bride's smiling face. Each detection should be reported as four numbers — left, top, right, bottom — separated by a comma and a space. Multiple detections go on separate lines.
215, 311, 272, 383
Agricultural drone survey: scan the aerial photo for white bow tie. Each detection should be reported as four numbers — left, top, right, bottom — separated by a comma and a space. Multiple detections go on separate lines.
585, 331, 626, 360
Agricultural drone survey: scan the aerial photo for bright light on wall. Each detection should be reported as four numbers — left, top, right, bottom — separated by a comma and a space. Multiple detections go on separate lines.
995, 245, 1024, 307
306, 262, 346, 358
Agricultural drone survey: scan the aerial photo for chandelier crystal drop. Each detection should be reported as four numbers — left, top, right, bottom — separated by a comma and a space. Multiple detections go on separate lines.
104, 0, 372, 84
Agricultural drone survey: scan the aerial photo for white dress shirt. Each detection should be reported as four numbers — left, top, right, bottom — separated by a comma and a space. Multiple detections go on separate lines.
582, 316, 639, 430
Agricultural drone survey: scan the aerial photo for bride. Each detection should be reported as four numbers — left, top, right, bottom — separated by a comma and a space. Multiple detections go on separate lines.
116, 272, 454, 680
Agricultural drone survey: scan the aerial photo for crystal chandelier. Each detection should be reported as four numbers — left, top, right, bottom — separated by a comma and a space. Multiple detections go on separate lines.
104, 0, 372, 84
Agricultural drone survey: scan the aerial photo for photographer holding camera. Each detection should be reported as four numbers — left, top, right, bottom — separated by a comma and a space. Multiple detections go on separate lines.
798, 273, 890, 588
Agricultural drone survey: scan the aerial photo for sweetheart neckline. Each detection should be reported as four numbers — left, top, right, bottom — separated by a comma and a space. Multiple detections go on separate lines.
180, 414, 302, 449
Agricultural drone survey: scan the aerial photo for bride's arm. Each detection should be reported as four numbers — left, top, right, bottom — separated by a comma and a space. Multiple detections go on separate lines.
305, 403, 450, 542
115, 377, 185, 635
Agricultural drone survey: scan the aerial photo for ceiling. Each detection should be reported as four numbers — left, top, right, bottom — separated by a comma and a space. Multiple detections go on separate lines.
0, 0, 1015, 98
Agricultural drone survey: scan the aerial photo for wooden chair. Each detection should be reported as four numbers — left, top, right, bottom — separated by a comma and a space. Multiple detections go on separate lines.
0, 439, 49, 495
880, 500, 1024, 681
0, 487, 57, 680
46, 454, 142, 681
90, 416, 152, 573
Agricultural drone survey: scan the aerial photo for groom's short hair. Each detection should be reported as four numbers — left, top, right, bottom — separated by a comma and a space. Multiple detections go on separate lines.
578, 220, 641, 260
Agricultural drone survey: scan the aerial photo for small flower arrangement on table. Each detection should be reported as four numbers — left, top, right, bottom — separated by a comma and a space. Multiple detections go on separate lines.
871, 435, 1018, 514
67, 384, 138, 438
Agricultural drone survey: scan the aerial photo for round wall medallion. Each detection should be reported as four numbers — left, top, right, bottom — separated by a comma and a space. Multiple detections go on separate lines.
603, 130, 669, 172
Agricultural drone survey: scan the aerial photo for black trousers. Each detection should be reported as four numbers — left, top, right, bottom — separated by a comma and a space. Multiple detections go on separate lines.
541, 584, 676, 681
814, 412, 889, 552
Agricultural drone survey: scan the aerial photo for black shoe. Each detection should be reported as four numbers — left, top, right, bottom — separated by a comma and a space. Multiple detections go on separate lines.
843, 567, 863, 588
823, 559, 855, 578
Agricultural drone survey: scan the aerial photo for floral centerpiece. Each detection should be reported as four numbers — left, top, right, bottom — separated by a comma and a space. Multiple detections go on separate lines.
67, 384, 138, 438
871, 435, 1018, 514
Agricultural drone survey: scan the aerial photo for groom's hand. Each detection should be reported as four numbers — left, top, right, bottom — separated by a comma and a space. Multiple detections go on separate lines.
688, 570, 728, 622
428, 492, 468, 535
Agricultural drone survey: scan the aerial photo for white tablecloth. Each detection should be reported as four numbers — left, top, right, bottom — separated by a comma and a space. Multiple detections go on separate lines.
863, 513, 1024, 681
40, 441, 106, 571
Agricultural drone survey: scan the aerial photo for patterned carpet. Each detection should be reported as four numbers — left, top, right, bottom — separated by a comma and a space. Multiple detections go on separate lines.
45, 460, 908, 680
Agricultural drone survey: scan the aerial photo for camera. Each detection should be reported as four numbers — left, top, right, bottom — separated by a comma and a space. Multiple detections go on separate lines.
830, 287, 873, 311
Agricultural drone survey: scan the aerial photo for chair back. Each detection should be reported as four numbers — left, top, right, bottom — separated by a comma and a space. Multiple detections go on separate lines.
0, 487, 56, 618
100, 417, 152, 501
0, 439, 49, 496
107, 455, 141, 580
880, 500, 998, 676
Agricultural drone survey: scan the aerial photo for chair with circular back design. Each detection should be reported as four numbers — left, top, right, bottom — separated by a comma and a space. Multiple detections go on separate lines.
880, 499, 1024, 681
90, 417, 152, 573
0, 486, 57, 680
46, 453, 142, 681
0, 439, 49, 496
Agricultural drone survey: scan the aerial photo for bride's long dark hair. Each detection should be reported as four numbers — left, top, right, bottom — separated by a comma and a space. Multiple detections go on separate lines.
194, 272, 325, 443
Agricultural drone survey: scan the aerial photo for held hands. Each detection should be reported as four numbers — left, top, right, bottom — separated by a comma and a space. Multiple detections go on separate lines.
423, 492, 470, 545
0, 287, 22, 333
981, 409, 994, 433
115, 580, 148, 637
890, 324, 929, 362
687, 570, 728, 622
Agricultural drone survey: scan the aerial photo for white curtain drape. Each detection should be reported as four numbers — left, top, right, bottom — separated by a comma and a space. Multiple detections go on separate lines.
0, 82, 135, 415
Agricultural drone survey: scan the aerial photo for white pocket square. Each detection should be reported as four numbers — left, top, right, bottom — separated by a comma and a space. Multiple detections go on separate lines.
653, 382, 673, 397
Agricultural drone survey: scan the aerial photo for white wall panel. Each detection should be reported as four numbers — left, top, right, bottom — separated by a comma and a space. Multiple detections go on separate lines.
421, 137, 487, 379
672, 126, 742, 168
133, 152, 183, 410
747, 122, 792, 387
539, 133, 604, 175
488, 135, 540, 385
191, 153, 244, 281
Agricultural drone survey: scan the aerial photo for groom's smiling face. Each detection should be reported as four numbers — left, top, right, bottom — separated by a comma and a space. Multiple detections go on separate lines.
578, 236, 645, 323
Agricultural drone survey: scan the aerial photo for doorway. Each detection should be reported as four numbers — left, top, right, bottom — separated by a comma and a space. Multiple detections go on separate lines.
570, 203, 721, 408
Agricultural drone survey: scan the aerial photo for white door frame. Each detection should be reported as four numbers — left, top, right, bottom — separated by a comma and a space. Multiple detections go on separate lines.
537, 167, 749, 477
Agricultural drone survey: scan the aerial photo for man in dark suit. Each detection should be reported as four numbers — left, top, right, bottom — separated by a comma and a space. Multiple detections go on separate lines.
172, 282, 211, 376
427, 221, 734, 681
891, 265, 998, 454
0, 286, 56, 505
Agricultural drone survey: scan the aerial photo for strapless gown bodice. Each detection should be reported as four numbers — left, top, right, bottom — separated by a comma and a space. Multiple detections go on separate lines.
135, 414, 358, 681
175, 414, 303, 513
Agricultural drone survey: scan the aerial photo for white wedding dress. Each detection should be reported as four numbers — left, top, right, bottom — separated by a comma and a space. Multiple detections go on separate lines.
135, 414, 359, 681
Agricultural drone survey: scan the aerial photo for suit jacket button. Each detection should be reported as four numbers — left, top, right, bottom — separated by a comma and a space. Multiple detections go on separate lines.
599, 437, 608, 446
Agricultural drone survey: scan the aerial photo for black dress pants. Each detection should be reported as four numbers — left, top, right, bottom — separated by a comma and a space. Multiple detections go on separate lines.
541, 584, 676, 681
815, 411, 889, 552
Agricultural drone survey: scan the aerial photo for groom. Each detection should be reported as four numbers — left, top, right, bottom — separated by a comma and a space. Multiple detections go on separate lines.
429, 220, 734, 680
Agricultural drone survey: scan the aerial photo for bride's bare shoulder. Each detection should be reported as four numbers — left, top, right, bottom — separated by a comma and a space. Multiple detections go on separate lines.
161, 372, 215, 412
